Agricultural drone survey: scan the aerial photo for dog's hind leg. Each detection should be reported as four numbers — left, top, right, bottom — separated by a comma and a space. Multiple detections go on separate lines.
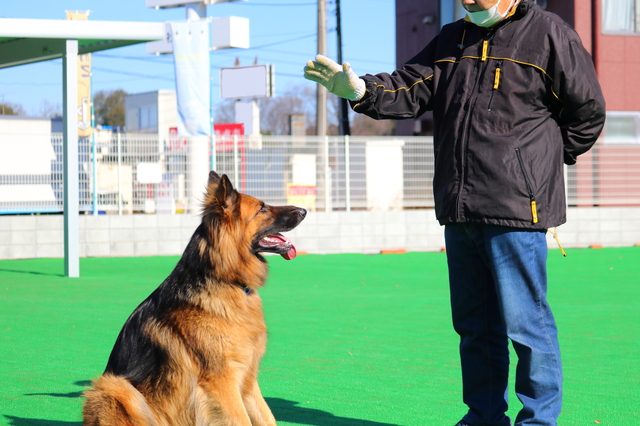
83, 373, 157, 426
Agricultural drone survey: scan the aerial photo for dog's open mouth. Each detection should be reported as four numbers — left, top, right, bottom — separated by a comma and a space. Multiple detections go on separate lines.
258, 233, 297, 260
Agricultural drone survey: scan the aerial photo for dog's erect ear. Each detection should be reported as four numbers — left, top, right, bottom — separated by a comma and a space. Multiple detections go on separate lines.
213, 173, 238, 209
208, 170, 221, 187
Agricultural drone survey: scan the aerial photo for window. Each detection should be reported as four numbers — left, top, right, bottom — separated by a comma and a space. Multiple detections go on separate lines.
601, 112, 640, 145
602, 0, 637, 33
139, 105, 158, 131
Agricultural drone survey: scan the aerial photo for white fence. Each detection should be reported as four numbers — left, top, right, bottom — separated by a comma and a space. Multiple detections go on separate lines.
0, 133, 435, 214
1, 132, 640, 216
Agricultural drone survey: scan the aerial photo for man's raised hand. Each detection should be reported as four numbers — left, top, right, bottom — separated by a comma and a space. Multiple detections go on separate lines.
304, 54, 366, 101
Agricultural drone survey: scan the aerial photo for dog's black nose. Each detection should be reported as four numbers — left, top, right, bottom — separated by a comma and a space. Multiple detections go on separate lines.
297, 208, 307, 219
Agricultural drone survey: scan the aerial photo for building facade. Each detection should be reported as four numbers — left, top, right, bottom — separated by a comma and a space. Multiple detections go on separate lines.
125, 90, 178, 146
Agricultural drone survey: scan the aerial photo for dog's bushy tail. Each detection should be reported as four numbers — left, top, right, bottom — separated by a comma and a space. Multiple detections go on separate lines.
83, 373, 156, 426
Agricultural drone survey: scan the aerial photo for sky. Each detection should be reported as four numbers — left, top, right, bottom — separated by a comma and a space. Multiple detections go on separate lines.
0, 0, 396, 118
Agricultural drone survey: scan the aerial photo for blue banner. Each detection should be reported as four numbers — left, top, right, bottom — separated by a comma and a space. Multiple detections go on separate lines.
170, 20, 211, 137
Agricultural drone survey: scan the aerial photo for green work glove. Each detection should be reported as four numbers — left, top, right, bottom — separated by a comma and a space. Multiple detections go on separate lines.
304, 54, 366, 101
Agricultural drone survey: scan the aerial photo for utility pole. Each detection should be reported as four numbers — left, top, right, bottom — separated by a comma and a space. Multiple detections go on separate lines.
316, 0, 327, 136
336, 0, 350, 135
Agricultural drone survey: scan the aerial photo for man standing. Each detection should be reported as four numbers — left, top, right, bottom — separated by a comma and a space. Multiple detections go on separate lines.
304, 1, 605, 425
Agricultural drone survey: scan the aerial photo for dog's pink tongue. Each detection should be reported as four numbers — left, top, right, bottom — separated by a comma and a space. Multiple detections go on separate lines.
281, 245, 297, 260
264, 234, 297, 260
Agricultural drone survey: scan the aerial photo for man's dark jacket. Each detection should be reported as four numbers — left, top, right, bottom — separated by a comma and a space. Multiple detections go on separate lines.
352, 0, 606, 229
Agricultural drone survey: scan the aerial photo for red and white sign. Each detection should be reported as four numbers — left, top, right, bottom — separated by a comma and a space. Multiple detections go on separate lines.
288, 185, 316, 196
168, 127, 188, 152
214, 123, 244, 153
287, 184, 316, 211
214, 123, 247, 192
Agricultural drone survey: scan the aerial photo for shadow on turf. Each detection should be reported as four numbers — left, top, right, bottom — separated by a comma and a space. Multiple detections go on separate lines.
10, 388, 401, 426
3, 417, 80, 426
4, 382, 88, 426
266, 397, 403, 426
0, 268, 64, 277
23, 381, 91, 399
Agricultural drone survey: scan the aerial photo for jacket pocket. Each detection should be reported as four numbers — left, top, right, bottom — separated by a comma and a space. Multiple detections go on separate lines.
515, 148, 538, 224
487, 60, 503, 112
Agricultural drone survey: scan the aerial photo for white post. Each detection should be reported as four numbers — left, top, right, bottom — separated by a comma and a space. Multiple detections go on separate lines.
324, 135, 331, 211
233, 134, 239, 188
179, 3, 211, 213
63, 39, 80, 278
117, 131, 123, 215
188, 135, 210, 214
186, 2, 206, 20
210, 134, 216, 171
344, 134, 351, 212
91, 133, 98, 215
234, 100, 260, 136
316, 0, 327, 136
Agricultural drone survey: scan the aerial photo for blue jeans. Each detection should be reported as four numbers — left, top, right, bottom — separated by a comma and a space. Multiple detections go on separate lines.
444, 223, 562, 426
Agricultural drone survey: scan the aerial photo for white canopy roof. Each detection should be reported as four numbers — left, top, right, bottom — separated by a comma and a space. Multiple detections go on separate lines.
0, 18, 165, 68
0, 18, 166, 277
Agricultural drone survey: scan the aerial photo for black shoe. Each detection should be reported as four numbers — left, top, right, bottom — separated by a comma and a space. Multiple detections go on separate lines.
454, 422, 472, 426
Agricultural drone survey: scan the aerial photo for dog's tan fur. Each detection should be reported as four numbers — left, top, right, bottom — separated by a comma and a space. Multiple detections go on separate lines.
83, 172, 305, 426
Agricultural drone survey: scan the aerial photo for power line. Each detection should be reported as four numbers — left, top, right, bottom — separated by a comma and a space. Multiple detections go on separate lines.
253, 30, 313, 38
3, 81, 61, 87
233, 1, 316, 6
93, 47, 393, 78
246, 32, 318, 50
91, 66, 174, 81
93, 53, 172, 63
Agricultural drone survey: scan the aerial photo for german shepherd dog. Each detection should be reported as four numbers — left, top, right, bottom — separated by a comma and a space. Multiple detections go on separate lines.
83, 171, 306, 426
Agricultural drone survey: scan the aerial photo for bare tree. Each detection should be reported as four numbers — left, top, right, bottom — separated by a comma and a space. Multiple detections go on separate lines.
213, 100, 236, 125
213, 83, 395, 136
214, 84, 320, 135
350, 113, 396, 136
37, 99, 62, 118
257, 85, 316, 135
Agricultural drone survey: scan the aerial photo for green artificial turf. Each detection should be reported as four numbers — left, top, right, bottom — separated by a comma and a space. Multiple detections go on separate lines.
0, 247, 638, 425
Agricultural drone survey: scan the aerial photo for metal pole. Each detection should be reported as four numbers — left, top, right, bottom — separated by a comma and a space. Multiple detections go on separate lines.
344, 134, 351, 211
91, 133, 98, 215
91, 76, 98, 215
117, 131, 123, 215
336, 0, 350, 135
316, 0, 327, 136
233, 134, 239, 188
324, 135, 331, 211
210, 134, 216, 171
188, 136, 210, 214
210, 19, 216, 172
63, 39, 79, 278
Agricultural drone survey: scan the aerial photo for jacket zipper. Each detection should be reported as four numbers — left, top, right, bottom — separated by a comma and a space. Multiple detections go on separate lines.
487, 60, 503, 112
455, 37, 488, 221
455, 37, 492, 221
455, 21, 516, 222
515, 148, 538, 224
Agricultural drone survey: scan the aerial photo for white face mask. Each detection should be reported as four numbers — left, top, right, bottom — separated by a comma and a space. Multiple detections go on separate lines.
466, 0, 513, 28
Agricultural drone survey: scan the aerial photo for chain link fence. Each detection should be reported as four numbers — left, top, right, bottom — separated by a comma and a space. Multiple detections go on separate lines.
1, 132, 639, 215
